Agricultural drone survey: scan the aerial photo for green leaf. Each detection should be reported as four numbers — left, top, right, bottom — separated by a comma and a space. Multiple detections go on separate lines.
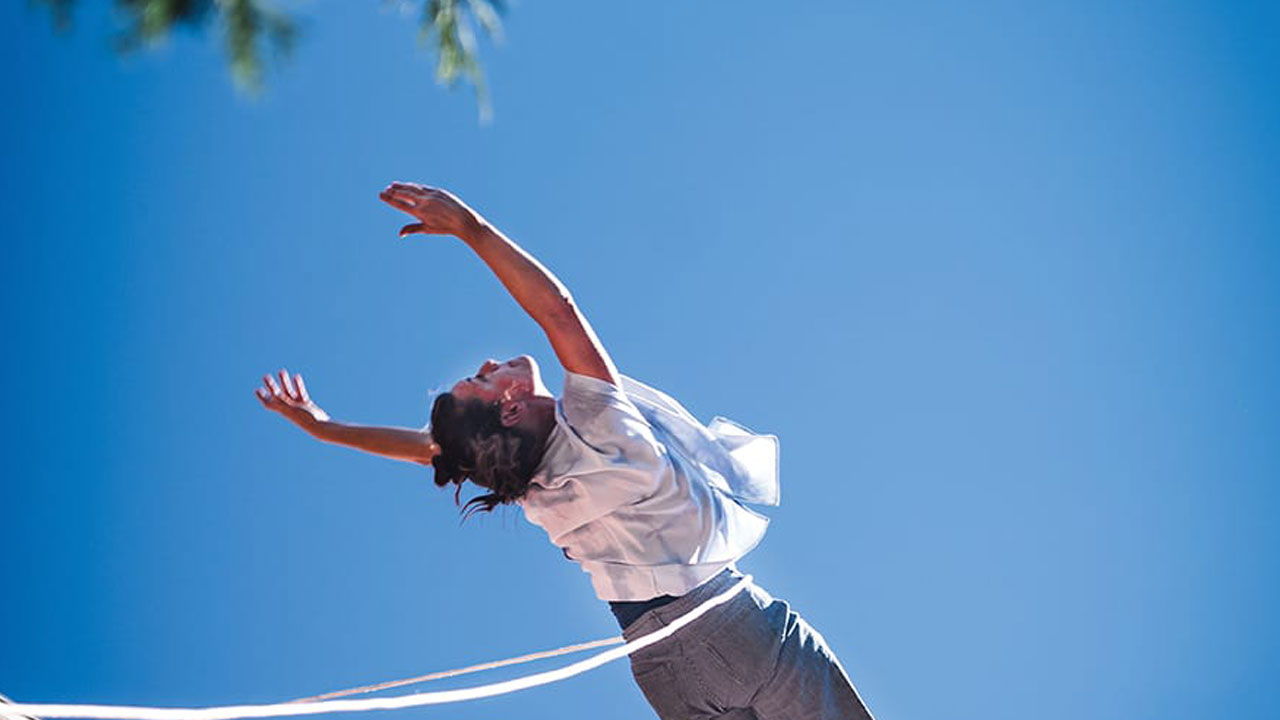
36, 0, 502, 122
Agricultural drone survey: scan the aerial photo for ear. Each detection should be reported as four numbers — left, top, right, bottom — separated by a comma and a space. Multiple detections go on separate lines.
499, 399, 526, 428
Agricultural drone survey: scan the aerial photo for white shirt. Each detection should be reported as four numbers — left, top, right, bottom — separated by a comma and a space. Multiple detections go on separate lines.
518, 372, 780, 601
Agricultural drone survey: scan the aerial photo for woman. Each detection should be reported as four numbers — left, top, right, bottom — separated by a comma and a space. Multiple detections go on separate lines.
256, 182, 876, 720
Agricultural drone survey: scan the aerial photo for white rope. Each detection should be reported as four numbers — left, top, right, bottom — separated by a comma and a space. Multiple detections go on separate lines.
1, 693, 42, 720
285, 636, 625, 703
0, 576, 751, 720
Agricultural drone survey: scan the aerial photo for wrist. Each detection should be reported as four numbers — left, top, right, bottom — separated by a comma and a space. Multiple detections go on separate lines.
460, 217, 498, 246
305, 417, 337, 440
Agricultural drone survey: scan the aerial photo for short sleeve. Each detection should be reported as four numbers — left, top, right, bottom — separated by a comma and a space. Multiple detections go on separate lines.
560, 372, 664, 466
521, 373, 671, 535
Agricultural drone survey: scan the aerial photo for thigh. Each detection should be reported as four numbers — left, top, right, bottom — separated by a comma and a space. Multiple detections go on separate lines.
751, 609, 876, 720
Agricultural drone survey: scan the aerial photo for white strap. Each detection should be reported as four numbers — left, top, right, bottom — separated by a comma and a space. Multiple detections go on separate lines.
0, 576, 751, 720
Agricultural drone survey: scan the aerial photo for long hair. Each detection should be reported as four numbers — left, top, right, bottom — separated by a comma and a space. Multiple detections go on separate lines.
428, 392, 543, 518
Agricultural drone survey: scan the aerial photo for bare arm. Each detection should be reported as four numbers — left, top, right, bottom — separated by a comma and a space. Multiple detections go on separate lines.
308, 422, 437, 465
379, 182, 619, 385
256, 370, 439, 465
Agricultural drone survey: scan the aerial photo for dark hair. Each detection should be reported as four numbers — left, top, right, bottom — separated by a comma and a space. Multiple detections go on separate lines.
429, 392, 543, 518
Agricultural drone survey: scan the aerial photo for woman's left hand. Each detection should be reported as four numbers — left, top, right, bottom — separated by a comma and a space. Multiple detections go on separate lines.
379, 182, 485, 240
256, 369, 330, 430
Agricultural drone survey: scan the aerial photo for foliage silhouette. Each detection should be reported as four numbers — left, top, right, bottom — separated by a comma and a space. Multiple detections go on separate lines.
32, 0, 504, 120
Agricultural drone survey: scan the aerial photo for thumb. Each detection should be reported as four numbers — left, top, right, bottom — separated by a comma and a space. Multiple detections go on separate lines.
399, 223, 428, 238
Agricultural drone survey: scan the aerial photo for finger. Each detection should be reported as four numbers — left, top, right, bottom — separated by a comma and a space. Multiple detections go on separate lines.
387, 184, 436, 202
256, 387, 281, 409
385, 188, 426, 208
278, 369, 298, 400
264, 374, 283, 398
383, 182, 419, 196
399, 223, 430, 237
380, 192, 418, 212
389, 181, 425, 194
294, 373, 310, 403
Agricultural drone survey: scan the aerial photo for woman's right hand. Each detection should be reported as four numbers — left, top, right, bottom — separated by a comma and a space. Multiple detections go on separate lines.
256, 369, 330, 430
378, 182, 486, 240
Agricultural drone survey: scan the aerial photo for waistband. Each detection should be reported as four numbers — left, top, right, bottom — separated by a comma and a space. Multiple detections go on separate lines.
621, 566, 746, 643
609, 594, 680, 630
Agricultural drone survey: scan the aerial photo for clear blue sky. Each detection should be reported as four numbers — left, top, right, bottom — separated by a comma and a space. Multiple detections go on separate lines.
3, 2, 1278, 719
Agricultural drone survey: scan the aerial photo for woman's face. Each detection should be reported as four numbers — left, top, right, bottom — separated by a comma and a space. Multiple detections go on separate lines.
450, 354, 544, 404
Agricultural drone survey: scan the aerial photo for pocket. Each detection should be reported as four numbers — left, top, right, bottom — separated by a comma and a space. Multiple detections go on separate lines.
631, 660, 691, 720
697, 589, 784, 696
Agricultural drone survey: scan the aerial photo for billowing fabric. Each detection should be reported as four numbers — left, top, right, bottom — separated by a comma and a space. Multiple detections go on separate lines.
519, 373, 780, 601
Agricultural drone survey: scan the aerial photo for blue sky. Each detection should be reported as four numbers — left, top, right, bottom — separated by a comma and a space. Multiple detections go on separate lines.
2, 2, 1278, 719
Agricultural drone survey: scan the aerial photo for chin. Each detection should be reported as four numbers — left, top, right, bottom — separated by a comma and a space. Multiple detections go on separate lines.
519, 355, 549, 395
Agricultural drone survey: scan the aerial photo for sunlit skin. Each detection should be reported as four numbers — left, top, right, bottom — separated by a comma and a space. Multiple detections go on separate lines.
451, 354, 550, 403
250, 182, 875, 719
256, 181, 615, 467
450, 354, 558, 437
256, 368, 441, 464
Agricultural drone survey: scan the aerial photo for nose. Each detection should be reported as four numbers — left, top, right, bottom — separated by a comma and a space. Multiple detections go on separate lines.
479, 359, 500, 375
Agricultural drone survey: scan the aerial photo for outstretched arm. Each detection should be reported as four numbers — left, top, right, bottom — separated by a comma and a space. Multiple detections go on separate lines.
379, 182, 620, 386
256, 369, 439, 465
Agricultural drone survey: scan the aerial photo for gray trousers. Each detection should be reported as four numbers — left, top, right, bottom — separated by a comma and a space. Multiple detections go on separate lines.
623, 569, 876, 720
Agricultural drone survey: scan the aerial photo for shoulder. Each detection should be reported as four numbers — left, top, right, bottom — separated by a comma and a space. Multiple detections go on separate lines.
557, 372, 663, 464
561, 372, 641, 422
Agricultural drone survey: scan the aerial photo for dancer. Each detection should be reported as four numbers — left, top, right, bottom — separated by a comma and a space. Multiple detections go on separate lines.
256, 182, 876, 720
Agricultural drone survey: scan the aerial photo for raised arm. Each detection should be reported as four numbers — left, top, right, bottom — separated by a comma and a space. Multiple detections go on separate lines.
256, 369, 439, 465
379, 182, 619, 386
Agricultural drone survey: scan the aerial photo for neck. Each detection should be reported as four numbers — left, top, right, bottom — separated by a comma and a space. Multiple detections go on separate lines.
525, 395, 558, 450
